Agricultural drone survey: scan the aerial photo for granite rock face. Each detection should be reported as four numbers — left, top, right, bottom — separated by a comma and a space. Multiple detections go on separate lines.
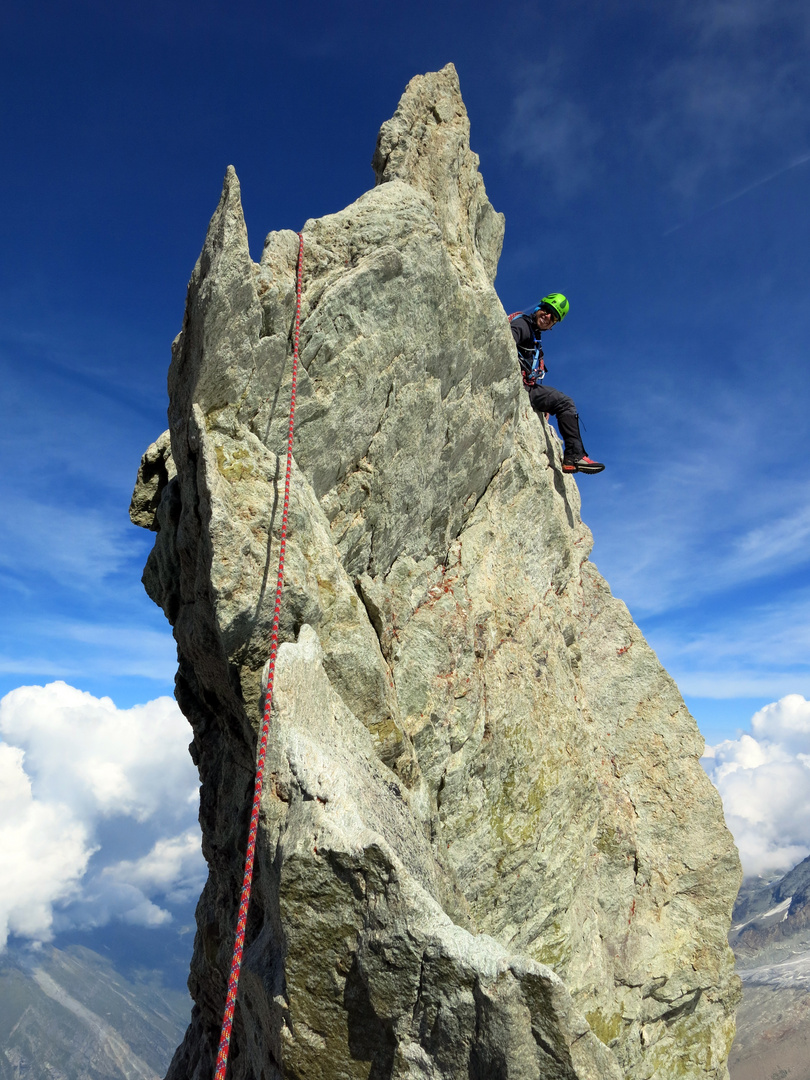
132, 65, 741, 1080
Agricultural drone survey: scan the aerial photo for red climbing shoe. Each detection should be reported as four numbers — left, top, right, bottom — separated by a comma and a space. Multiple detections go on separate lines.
563, 456, 605, 474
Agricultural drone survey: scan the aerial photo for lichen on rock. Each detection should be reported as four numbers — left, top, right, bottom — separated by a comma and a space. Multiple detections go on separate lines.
132, 63, 741, 1079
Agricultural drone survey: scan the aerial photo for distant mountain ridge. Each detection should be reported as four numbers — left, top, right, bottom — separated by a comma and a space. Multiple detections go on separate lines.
728, 855, 810, 1080
0, 943, 190, 1080
733, 853, 810, 952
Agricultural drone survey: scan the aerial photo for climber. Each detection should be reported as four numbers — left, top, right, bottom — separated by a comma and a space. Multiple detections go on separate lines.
510, 294, 605, 474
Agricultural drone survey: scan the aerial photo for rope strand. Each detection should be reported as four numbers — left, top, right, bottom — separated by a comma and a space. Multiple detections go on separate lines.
213, 230, 304, 1080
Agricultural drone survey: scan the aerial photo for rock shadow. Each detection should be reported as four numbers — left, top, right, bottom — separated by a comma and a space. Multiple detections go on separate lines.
343, 954, 397, 1079
540, 419, 575, 528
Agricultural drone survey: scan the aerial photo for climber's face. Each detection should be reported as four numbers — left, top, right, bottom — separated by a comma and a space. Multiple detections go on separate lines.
535, 309, 559, 332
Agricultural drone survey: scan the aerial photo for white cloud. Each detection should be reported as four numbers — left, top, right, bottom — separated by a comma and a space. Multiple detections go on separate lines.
0, 744, 93, 950
103, 830, 207, 907
504, 61, 599, 197
679, 673, 810, 700
500, 1, 810, 214
59, 881, 174, 930
0, 497, 133, 587
587, 356, 810, 619
752, 693, 810, 748
664, 151, 810, 234
0, 681, 195, 822
0, 682, 203, 949
684, 0, 810, 44
725, 503, 810, 583
0, 618, 177, 684
703, 694, 810, 875
640, 3, 810, 205
643, 591, 810, 701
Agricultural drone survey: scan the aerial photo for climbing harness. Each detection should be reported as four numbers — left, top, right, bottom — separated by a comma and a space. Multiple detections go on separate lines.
214, 231, 304, 1080
507, 309, 546, 386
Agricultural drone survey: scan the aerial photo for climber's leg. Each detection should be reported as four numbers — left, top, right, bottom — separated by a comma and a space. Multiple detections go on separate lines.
528, 385, 605, 474
528, 385, 585, 458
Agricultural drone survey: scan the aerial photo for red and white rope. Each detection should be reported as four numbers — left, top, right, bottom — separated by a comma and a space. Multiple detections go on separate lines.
214, 230, 304, 1080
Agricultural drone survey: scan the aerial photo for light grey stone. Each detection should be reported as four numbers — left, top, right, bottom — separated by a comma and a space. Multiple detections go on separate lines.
129, 430, 176, 531
372, 65, 505, 286
133, 64, 741, 1080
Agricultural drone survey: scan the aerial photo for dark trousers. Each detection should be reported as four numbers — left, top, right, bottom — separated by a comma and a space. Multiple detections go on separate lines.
527, 384, 585, 461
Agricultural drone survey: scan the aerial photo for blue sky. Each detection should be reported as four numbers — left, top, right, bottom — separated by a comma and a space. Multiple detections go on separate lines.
2, 0, 810, 954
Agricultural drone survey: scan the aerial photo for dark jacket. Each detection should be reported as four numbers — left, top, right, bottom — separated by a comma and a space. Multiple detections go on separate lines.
510, 313, 547, 387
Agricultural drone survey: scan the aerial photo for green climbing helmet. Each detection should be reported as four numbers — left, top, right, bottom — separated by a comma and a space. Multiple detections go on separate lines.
540, 293, 569, 322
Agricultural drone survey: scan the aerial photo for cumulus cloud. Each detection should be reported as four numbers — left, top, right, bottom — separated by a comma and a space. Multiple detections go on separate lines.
0, 681, 203, 950
703, 694, 810, 875
750, 695, 810, 746
102, 830, 206, 907
0, 744, 93, 949
0, 682, 196, 822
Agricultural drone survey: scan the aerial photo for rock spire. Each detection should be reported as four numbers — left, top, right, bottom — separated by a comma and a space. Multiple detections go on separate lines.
132, 64, 741, 1080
